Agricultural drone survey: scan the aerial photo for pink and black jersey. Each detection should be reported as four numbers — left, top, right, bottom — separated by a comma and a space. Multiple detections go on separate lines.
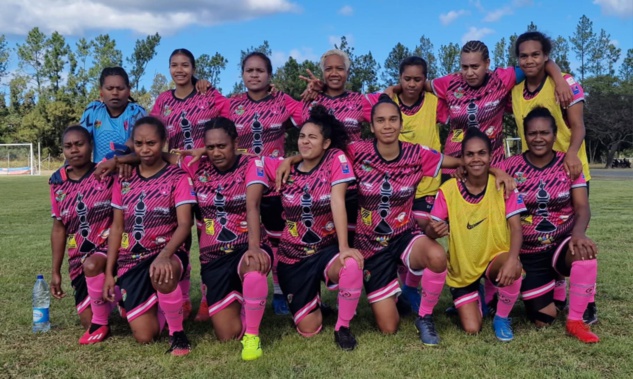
111, 164, 197, 276
50, 165, 114, 280
431, 67, 517, 173
227, 92, 302, 158
501, 152, 586, 254
249, 148, 355, 264
181, 155, 264, 264
299, 92, 373, 142
150, 89, 229, 151
350, 141, 443, 258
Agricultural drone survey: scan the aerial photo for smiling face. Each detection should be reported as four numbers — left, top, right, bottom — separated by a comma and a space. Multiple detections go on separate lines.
242, 55, 271, 94
133, 123, 165, 167
525, 116, 556, 159
204, 128, 237, 171
462, 137, 491, 177
169, 53, 195, 87
399, 65, 426, 101
298, 122, 330, 161
323, 54, 348, 92
62, 130, 92, 169
371, 102, 402, 145
460, 52, 490, 87
100, 75, 130, 112
518, 40, 548, 79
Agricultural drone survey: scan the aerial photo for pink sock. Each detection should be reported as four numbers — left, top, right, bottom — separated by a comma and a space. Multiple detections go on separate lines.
180, 278, 191, 303
157, 285, 184, 335
484, 278, 497, 305
397, 265, 407, 283
418, 269, 447, 317
243, 271, 268, 335
405, 271, 422, 288
157, 304, 166, 333
589, 283, 596, 303
554, 279, 567, 302
495, 277, 522, 318
86, 273, 110, 326
568, 260, 597, 321
335, 258, 362, 331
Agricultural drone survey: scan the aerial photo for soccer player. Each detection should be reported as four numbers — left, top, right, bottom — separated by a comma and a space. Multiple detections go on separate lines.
247, 105, 364, 351
80, 67, 147, 162
502, 107, 599, 343
426, 128, 526, 342
50, 125, 115, 344
103, 117, 196, 356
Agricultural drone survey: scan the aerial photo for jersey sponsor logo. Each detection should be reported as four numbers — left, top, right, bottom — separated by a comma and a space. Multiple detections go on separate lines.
571, 84, 581, 95
451, 129, 464, 143
466, 218, 486, 229
204, 218, 215, 235
360, 207, 372, 226
121, 233, 130, 249
339, 155, 350, 174
255, 159, 264, 177
287, 220, 299, 237
484, 100, 500, 108
565, 76, 576, 85
67, 235, 77, 248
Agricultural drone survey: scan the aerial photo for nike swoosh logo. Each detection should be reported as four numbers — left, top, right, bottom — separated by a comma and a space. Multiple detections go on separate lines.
467, 218, 486, 229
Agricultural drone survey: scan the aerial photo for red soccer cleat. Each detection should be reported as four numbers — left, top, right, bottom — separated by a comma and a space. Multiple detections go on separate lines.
566, 320, 600, 344
79, 325, 110, 345
194, 299, 210, 322
182, 300, 192, 320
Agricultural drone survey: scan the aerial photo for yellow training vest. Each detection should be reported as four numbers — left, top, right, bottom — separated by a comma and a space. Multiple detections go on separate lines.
394, 93, 441, 198
442, 176, 510, 288
511, 75, 591, 180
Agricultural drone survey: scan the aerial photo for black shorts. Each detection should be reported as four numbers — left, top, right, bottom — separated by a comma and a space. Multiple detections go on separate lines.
71, 274, 90, 314
261, 195, 284, 238
277, 245, 339, 325
118, 250, 188, 322
201, 244, 273, 317
450, 279, 483, 309
520, 240, 570, 320
412, 196, 435, 221
364, 232, 422, 304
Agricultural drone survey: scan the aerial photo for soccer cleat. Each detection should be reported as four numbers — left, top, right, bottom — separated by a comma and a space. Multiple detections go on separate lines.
415, 315, 440, 346
566, 320, 600, 343
194, 299, 210, 322
79, 324, 110, 345
334, 327, 357, 351
444, 305, 458, 316
166, 331, 192, 356
401, 285, 421, 314
182, 300, 192, 320
241, 333, 263, 361
583, 302, 598, 325
273, 294, 290, 315
492, 315, 514, 342
554, 299, 568, 313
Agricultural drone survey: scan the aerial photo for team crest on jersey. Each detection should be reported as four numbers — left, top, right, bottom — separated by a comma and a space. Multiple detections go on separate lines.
485, 126, 495, 137
235, 105, 246, 116
454, 87, 465, 99
55, 189, 66, 202
155, 236, 167, 245
123, 120, 129, 131
163, 105, 172, 116
395, 212, 408, 227
94, 120, 102, 129
271, 149, 280, 158
121, 181, 131, 195
363, 269, 372, 282
514, 172, 527, 184
308, 101, 319, 112
323, 221, 335, 234
198, 172, 209, 183
361, 163, 373, 172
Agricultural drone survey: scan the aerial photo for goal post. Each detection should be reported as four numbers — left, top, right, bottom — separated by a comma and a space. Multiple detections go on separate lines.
0, 143, 39, 176
505, 137, 522, 158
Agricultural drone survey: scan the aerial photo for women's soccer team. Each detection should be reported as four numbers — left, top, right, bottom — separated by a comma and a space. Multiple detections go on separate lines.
48, 30, 600, 360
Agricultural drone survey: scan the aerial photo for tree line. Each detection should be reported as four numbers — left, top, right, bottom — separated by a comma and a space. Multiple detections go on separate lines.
0, 15, 631, 166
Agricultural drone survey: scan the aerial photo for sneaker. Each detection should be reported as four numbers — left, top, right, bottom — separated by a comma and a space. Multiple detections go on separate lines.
401, 285, 421, 314
492, 315, 514, 342
415, 315, 440, 346
583, 302, 598, 325
554, 299, 568, 313
166, 331, 192, 356
241, 333, 263, 361
194, 299, 209, 322
273, 293, 290, 315
566, 320, 599, 343
79, 324, 110, 345
444, 305, 457, 316
182, 300, 192, 320
334, 327, 357, 351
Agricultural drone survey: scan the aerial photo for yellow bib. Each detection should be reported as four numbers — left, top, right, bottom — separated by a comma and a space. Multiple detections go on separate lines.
442, 176, 510, 288
511, 76, 591, 180
394, 94, 441, 198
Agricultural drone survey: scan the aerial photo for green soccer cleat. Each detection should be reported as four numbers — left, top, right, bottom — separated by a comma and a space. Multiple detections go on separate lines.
241, 333, 263, 361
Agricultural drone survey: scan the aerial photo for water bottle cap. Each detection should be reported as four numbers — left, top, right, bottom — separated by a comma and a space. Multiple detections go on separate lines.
37, 274, 44, 279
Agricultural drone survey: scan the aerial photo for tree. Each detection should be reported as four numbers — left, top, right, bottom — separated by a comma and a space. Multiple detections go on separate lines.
619, 48, 633, 83
196, 52, 228, 90
493, 38, 506, 69
588, 29, 612, 77
551, 36, 573, 74
382, 43, 411, 86
126, 33, 161, 91
16, 27, 48, 95
43, 32, 70, 93
349, 51, 380, 93
569, 15, 595, 82
605, 43, 622, 77
89, 34, 123, 84
273, 57, 321, 99
506, 33, 518, 67
0, 35, 9, 82
438, 43, 460, 76
527, 21, 538, 31
413, 35, 438, 79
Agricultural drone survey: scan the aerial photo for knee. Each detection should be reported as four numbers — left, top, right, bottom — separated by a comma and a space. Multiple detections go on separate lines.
462, 323, 481, 335
82, 257, 103, 277
376, 317, 399, 335
426, 250, 447, 272
215, 328, 240, 342
133, 332, 156, 344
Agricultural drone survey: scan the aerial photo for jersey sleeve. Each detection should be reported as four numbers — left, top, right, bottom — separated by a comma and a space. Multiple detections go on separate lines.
150, 94, 163, 118
430, 189, 449, 222
174, 174, 197, 208
246, 157, 270, 188
50, 186, 61, 220
213, 90, 231, 118
563, 74, 585, 107
365, 92, 382, 106
127, 104, 147, 140
111, 179, 123, 209
330, 151, 356, 186
571, 171, 588, 188
79, 101, 99, 136
430, 75, 452, 100
496, 67, 518, 91
505, 189, 527, 219
435, 98, 449, 124
178, 155, 199, 178
361, 93, 379, 122
419, 146, 443, 178
283, 94, 305, 126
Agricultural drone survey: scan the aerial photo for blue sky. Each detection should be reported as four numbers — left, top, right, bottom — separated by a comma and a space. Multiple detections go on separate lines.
1, 0, 632, 92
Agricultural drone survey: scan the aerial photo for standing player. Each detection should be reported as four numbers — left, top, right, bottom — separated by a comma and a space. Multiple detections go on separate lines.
247, 105, 364, 350
427, 128, 526, 342
512, 31, 595, 322
80, 67, 147, 162
103, 117, 196, 356
50, 125, 115, 344
502, 107, 599, 343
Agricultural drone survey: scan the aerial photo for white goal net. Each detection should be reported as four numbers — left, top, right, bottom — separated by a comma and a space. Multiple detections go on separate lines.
0, 143, 39, 175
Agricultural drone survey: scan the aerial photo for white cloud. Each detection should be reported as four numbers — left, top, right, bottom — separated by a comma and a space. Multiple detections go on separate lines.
270, 47, 318, 68
439, 10, 469, 25
338, 5, 353, 16
483, 6, 513, 22
469, 0, 485, 12
0, 0, 300, 36
461, 27, 495, 44
593, 0, 633, 17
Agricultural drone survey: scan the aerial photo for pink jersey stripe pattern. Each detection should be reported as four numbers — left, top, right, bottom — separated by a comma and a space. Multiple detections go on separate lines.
299, 92, 372, 142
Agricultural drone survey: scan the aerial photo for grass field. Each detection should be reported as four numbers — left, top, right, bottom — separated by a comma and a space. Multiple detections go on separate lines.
1, 176, 632, 378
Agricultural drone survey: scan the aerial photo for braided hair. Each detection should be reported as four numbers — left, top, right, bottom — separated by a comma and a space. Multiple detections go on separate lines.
461, 40, 490, 61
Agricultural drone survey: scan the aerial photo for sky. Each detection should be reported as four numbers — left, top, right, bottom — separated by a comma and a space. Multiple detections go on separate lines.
1, 0, 632, 92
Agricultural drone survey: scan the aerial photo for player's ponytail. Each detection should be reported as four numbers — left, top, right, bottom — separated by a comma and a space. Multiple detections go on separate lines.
302, 104, 349, 153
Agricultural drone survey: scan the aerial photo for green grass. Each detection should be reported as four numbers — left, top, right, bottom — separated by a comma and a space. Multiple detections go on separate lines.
1, 176, 632, 378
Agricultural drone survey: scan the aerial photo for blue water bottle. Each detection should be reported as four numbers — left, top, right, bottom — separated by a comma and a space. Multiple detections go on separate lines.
32, 274, 51, 333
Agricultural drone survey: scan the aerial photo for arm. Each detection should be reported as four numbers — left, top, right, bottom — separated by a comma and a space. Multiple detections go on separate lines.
569, 187, 597, 259
544, 61, 572, 107
50, 219, 67, 299
103, 209, 123, 302
150, 204, 193, 285
331, 183, 363, 268
246, 184, 265, 251
562, 102, 585, 180
496, 214, 523, 286
489, 166, 516, 198
275, 155, 303, 190
425, 190, 450, 239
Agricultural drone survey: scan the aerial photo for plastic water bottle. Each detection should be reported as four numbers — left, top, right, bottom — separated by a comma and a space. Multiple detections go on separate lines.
32, 274, 51, 333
